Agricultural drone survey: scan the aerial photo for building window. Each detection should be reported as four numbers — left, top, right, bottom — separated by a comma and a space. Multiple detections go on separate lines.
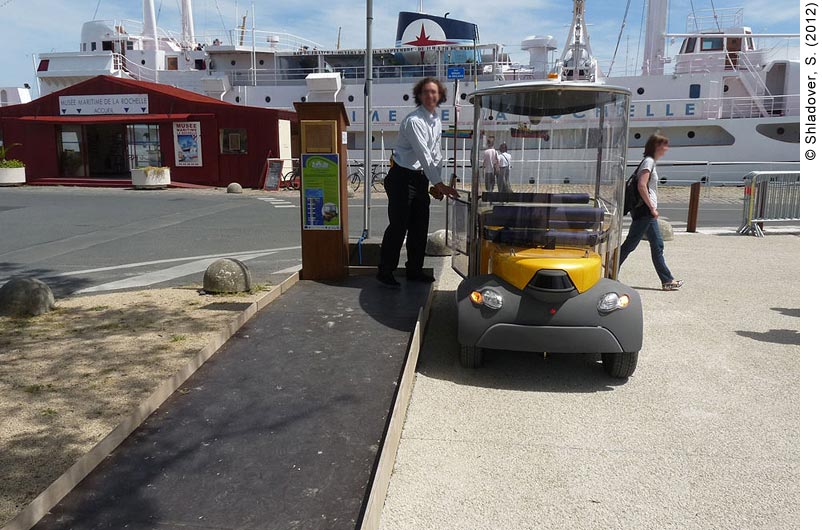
220, 129, 248, 154
700, 38, 724, 51
127, 124, 162, 169
689, 84, 701, 98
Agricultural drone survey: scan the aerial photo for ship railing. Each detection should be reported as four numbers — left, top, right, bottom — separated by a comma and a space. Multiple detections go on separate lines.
626, 95, 799, 120
201, 28, 324, 51
114, 53, 160, 83
685, 8, 744, 33
737, 171, 800, 236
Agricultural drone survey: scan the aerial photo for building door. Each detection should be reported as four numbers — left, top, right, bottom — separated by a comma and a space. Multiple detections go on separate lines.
58, 125, 87, 177
127, 124, 162, 169
86, 124, 129, 178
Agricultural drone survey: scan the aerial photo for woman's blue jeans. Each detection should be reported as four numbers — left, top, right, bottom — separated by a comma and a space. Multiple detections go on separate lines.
619, 214, 674, 284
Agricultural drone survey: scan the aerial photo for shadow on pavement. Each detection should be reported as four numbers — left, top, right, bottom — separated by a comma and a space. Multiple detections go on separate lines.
772, 307, 799, 318
0, 262, 93, 298
416, 290, 628, 393
736, 329, 800, 346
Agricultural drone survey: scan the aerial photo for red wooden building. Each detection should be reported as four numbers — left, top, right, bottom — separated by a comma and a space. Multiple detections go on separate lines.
0, 76, 296, 188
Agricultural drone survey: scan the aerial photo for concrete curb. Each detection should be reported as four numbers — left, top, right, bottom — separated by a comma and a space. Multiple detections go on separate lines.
359, 282, 434, 530
2, 272, 300, 530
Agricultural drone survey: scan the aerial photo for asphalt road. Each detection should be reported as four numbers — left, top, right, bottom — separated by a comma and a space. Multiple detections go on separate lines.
0, 186, 746, 297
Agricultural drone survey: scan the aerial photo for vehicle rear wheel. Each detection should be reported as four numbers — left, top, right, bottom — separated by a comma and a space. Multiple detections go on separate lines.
602, 351, 638, 378
460, 345, 484, 368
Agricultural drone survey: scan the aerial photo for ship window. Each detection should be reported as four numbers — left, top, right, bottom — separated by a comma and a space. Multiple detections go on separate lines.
265, 96, 271, 103
259, 59, 265, 66
126, 41, 135, 51
82, 43, 87, 52
195, 59, 206, 70
102, 41, 114, 51
235, 96, 240, 103
348, 95, 354, 102
637, 87, 645, 95
231, 60, 236, 66
91, 42, 97, 51
167, 56, 178, 70
747, 37, 754, 51
701, 38, 724, 51
687, 131, 695, 138
37, 59, 50, 72
689, 84, 701, 98
634, 133, 641, 139
220, 129, 248, 154
685, 38, 696, 53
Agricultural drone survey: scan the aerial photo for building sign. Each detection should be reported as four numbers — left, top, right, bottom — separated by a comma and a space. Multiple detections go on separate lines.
301, 154, 340, 230
58, 94, 149, 115
173, 122, 203, 167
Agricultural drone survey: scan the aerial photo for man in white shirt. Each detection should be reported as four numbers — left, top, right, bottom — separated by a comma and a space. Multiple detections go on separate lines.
482, 138, 499, 192
378, 77, 460, 287
496, 142, 512, 193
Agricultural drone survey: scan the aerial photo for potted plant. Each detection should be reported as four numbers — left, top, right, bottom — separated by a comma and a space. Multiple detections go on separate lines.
0, 143, 26, 186
131, 165, 171, 189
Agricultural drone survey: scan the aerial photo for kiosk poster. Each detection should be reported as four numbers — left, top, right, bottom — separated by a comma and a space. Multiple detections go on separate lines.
301, 154, 340, 230
173, 122, 202, 167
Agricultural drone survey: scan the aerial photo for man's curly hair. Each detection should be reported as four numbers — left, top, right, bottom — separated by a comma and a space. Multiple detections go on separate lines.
413, 77, 447, 106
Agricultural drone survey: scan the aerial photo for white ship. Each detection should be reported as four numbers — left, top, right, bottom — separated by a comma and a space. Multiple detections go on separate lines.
33, 0, 799, 184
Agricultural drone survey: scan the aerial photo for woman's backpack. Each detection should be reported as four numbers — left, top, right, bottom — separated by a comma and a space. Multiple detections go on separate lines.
623, 160, 654, 215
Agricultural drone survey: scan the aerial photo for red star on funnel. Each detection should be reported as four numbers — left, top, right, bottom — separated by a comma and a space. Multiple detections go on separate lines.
403, 24, 455, 62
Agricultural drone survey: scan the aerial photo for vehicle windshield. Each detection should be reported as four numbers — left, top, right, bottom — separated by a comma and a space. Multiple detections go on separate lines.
465, 84, 631, 279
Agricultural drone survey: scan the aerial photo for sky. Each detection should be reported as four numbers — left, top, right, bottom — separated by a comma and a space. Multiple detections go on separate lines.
0, 0, 800, 92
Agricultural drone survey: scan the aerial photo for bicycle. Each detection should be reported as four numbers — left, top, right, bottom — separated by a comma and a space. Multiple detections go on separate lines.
347, 162, 387, 193
282, 166, 301, 190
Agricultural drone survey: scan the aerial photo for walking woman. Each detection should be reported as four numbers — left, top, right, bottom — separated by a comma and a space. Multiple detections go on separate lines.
619, 133, 684, 291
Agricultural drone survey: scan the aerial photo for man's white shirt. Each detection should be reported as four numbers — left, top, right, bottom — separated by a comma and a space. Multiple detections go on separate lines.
392, 106, 443, 185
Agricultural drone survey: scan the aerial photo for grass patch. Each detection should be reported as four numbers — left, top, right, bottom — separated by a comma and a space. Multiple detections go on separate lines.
24, 384, 44, 394
90, 305, 109, 312
41, 408, 58, 417
170, 334, 187, 342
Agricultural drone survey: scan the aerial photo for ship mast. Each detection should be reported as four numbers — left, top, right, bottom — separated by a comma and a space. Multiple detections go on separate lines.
142, 0, 159, 50
181, 0, 196, 49
642, 0, 668, 75
559, 0, 599, 81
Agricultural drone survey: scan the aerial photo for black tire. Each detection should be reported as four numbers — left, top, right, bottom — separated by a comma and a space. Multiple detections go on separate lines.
371, 172, 387, 193
602, 352, 638, 378
348, 172, 361, 192
460, 345, 484, 368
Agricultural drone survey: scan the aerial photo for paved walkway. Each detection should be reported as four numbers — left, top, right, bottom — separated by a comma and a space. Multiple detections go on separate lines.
380, 232, 800, 530
33, 276, 430, 530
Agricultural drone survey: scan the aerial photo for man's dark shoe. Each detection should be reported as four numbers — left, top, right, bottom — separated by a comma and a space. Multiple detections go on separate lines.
377, 271, 401, 288
407, 271, 436, 283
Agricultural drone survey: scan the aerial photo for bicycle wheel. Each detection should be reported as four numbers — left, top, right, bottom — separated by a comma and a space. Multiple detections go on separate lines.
290, 172, 301, 191
348, 172, 362, 192
282, 171, 295, 190
371, 172, 387, 193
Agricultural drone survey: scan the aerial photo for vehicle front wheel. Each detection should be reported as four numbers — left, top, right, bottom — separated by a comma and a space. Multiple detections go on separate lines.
460, 345, 484, 368
602, 351, 638, 378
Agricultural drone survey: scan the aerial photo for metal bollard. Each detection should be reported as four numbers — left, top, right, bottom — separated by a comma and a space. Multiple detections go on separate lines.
686, 182, 700, 233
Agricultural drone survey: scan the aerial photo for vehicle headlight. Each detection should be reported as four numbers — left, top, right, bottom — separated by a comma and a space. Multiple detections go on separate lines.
470, 288, 504, 310
597, 292, 630, 313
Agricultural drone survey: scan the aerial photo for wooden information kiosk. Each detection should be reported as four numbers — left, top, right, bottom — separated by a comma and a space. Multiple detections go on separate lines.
294, 102, 350, 281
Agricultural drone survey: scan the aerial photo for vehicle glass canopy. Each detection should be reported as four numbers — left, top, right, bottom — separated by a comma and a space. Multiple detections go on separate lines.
467, 83, 631, 279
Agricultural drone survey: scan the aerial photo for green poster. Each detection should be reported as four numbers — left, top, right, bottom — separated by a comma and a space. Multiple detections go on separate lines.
301, 154, 341, 230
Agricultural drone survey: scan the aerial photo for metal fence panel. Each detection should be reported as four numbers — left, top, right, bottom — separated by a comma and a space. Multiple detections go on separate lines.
737, 171, 800, 237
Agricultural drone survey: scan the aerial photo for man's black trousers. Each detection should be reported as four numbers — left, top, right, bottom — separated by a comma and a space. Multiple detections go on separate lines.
379, 165, 430, 274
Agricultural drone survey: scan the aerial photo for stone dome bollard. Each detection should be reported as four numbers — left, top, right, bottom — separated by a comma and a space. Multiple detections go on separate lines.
0, 277, 55, 317
226, 182, 243, 194
426, 229, 452, 256
203, 258, 253, 294
642, 218, 674, 242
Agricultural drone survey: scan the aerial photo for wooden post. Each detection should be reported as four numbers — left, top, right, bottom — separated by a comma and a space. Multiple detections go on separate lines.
686, 181, 701, 233
293, 102, 350, 281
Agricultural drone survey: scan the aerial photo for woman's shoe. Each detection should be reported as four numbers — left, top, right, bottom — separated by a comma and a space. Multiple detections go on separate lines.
662, 279, 684, 291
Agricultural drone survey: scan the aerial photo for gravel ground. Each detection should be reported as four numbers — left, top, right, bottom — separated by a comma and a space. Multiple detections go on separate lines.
0, 285, 277, 526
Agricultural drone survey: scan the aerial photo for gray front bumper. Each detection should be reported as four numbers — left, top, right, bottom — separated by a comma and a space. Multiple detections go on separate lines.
457, 275, 643, 354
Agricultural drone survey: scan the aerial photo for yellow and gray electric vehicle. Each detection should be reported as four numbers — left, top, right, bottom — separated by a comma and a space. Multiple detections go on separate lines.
447, 82, 642, 378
